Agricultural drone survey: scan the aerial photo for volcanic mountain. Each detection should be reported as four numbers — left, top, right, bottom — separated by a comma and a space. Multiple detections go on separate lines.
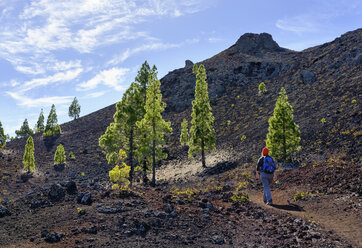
0, 29, 361, 247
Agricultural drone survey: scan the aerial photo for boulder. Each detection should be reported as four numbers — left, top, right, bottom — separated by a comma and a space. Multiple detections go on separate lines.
77, 192, 92, 205
41, 230, 63, 243
0, 206, 10, 217
48, 184, 65, 202
300, 70, 316, 84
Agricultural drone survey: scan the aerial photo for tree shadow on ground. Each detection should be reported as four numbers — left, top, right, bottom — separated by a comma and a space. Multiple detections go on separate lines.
271, 203, 304, 212
43, 135, 60, 152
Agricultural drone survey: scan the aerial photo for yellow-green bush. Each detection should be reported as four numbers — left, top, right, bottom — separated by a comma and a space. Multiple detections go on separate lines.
109, 149, 130, 191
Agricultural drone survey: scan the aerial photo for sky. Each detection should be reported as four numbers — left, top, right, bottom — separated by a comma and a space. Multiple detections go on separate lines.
0, 0, 361, 137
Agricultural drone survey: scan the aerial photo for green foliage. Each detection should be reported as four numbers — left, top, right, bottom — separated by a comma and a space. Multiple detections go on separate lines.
294, 191, 323, 201
240, 134, 246, 143
68, 151, 76, 160
68, 97, 81, 120
265, 87, 301, 162
227, 120, 231, 126
351, 99, 356, 104
320, 118, 326, 124
99, 61, 155, 185
44, 104, 61, 137
0, 122, 6, 150
23, 136, 35, 173
15, 119, 34, 138
188, 64, 215, 168
137, 68, 172, 186
258, 82, 267, 94
36, 109, 45, 133
54, 144, 66, 165
230, 181, 250, 203
109, 149, 131, 191
180, 119, 189, 146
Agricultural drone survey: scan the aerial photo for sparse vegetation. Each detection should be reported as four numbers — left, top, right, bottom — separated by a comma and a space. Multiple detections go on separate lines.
320, 118, 326, 124
68, 151, 76, 160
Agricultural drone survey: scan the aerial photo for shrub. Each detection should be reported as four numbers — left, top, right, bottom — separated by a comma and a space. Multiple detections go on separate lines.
68, 151, 76, 160
109, 149, 131, 191
320, 118, 326, 124
258, 82, 266, 94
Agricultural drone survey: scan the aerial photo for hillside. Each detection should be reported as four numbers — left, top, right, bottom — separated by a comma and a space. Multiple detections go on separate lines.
0, 29, 361, 247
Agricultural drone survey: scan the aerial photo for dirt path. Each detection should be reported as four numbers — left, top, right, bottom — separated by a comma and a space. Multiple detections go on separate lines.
248, 188, 362, 248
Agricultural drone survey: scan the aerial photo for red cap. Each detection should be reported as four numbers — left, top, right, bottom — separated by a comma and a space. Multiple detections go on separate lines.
262, 147, 269, 156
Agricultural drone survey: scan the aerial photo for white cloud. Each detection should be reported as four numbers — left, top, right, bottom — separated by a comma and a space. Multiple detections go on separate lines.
208, 37, 223, 43
84, 91, 108, 99
20, 68, 83, 93
6, 91, 73, 107
78, 67, 130, 91
108, 39, 200, 65
276, 15, 319, 34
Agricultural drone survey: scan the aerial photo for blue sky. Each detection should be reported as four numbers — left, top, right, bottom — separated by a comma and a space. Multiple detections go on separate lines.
0, 0, 361, 136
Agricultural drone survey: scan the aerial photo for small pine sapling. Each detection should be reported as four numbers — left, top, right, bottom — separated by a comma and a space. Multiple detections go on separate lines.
23, 136, 35, 173
68, 151, 76, 160
54, 144, 66, 165
258, 82, 267, 95
109, 149, 131, 191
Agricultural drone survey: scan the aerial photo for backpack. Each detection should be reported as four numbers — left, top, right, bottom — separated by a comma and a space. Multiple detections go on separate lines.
262, 156, 276, 173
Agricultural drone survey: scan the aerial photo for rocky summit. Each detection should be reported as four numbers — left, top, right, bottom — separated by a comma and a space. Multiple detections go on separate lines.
0, 28, 361, 247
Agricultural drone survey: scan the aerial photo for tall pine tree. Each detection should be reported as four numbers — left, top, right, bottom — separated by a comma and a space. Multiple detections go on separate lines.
99, 82, 143, 184
68, 97, 81, 120
137, 68, 172, 186
99, 61, 155, 185
23, 136, 35, 173
15, 119, 33, 138
265, 87, 301, 161
36, 109, 45, 133
189, 64, 215, 168
0, 121, 5, 150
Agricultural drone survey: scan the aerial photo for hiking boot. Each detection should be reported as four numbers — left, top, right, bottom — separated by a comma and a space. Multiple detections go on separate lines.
266, 201, 273, 205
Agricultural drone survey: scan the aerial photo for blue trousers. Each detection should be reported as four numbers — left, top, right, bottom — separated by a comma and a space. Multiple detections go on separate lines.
260, 172, 274, 203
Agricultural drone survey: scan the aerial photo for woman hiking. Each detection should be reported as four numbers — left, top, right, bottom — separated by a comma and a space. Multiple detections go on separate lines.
256, 147, 277, 205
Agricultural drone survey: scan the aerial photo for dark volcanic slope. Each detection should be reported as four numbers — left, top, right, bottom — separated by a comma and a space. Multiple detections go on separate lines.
161, 28, 362, 163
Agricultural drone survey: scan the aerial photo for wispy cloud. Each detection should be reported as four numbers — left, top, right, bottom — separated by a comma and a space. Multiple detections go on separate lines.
276, 0, 362, 34
77, 67, 130, 91
108, 39, 200, 65
84, 91, 108, 99
6, 91, 73, 107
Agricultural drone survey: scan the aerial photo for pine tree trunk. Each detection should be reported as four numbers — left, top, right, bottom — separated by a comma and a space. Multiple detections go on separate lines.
142, 159, 148, 185
201, 139, 206, 168
152, 119, 156, 187
282, 121, 286, 162
129, 126, 134, 186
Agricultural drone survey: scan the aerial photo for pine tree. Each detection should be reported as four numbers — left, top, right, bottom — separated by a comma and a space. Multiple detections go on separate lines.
265, 87, 301, 161
0, 121, 6, 150
259, 82, 266, 95
99, 82, 143, 184
135, 61, 156, 183
99, 61, 155, 185
23, 136, 35, 173
180, 118, 189, 146
68, 97, 81, 120
36, 109, 45, 133
189, 64, 215, 168
44, 104, 61, 136
54, 144, 66, 165
15, 119, 33, 138
137, 69, 172, 186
